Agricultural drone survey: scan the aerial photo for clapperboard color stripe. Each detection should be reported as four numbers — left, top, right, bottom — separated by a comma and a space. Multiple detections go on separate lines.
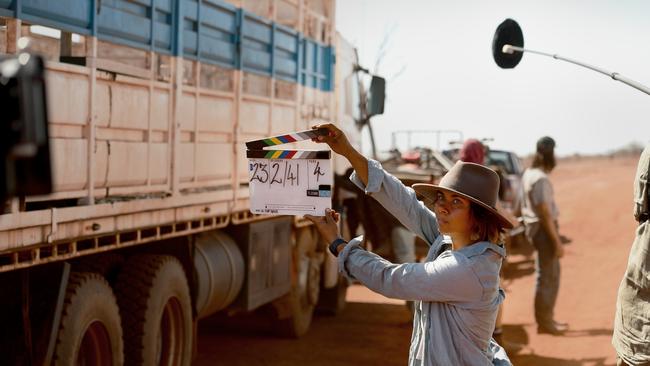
246, 150, 331, 159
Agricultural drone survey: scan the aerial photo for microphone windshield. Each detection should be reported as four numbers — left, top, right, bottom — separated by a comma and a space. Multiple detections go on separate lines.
492, 19, 524, 69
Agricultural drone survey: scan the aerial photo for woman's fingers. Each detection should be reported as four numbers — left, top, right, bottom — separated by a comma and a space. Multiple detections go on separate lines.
311, 122, 336, 131
325, 209, 340, 224
309, 123, 353, 156
305, 210, 342, 243
332, 211, 340, 223
310, 123, 339, 143
325, 210, 335, 224
304, 214, 316, 223
304, 214, 326, 228
305, 210, 339, 228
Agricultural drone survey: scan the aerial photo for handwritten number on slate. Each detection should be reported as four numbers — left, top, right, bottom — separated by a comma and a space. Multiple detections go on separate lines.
313, 161, 325, 182
250, 162, 269, 183
271, 162, 282, 185
286, 163, 298, 186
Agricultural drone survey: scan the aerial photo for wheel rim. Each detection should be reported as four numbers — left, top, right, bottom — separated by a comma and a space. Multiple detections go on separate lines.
155, 296, 185, 366
76, 321, 113, 366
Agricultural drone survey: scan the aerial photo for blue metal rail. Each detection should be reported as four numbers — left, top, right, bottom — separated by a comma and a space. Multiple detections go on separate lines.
0, 0, 333, 91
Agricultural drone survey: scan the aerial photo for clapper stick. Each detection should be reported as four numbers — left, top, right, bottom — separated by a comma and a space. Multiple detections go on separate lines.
245, 128, 330, 150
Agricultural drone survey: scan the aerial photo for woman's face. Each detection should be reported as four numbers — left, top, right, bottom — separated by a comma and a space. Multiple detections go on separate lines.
432, 190, 473, 236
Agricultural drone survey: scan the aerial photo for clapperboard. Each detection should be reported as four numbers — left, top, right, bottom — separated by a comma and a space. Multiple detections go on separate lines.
245, 128, 332, 216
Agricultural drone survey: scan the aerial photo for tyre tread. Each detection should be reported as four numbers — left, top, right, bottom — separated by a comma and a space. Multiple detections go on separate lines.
53, 272, 122, 365
115, 255, 191, 365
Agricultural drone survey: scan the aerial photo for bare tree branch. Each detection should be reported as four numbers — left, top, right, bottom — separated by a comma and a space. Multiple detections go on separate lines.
373, 23, 398, 74
388, 64, 407, 82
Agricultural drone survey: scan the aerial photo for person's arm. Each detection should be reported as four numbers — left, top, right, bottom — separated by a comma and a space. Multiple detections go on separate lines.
535, 202, 564, 258
350, 161, 439, 244
311, 123, 439, 244
305, 210, 474, 302
311, 123, 368, 184
337, 240, 483, 302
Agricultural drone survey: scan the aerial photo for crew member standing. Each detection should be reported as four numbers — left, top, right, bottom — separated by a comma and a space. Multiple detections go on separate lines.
612, 144, 650, 366
521, 136, 568, 335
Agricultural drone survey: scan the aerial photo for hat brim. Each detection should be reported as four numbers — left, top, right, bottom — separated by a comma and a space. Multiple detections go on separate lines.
412, 183, 515, 230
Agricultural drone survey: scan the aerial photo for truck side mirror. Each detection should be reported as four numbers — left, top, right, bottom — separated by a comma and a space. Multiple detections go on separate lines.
367, 75, 385, 117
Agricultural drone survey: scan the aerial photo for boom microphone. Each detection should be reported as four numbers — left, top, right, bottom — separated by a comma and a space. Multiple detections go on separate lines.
492, 18, 650, 96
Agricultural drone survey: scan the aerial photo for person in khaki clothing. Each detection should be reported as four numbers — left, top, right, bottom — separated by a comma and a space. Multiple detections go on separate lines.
521, 136, 568, 335
612, 144, 650, 366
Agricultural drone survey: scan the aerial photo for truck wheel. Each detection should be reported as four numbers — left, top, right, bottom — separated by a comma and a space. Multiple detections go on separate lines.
274, 227, 321, 338
317, 273, 348, 315
75, 253, 124, 284
53, 272, 123, 366
115, 255, 192, 366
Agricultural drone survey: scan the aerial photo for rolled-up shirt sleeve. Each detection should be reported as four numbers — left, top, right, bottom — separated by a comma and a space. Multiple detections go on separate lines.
349, 159, 440, 245
338, 239, 482, 303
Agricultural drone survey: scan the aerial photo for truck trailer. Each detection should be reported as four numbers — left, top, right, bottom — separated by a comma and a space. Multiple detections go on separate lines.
0, 0, 384, 364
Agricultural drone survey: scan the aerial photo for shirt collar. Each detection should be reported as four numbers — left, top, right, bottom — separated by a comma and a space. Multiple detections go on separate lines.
432, 236, 506, 258
456, 241, 506, 258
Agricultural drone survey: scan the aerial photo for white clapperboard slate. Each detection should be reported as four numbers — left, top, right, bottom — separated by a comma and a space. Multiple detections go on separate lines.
245, 128, 332, 216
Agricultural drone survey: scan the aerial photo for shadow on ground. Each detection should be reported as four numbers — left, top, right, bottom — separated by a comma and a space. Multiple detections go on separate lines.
563, 328, 614, 337
512, 355, 613, 366
196, 302, 413, 366
502, 323, 615, 366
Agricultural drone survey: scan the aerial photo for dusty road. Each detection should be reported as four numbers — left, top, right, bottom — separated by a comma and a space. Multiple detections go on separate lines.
195, 155, 640, 366
502, 155, 639, 366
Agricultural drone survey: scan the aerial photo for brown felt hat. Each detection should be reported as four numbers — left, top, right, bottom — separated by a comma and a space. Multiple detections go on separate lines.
412, 161, 514, 229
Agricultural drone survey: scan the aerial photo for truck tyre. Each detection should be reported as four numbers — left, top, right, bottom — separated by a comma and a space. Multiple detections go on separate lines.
75, 253, 124, 284
115, 255, 192, 366
274, 226, 320, 338
53, 272, 123, 366
317, 273, 348, 315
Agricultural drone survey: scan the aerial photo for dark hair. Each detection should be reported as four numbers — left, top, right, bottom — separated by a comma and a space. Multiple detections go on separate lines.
489, 165, 510, 202
531, 151, 556, 171
469, 203, 506, 244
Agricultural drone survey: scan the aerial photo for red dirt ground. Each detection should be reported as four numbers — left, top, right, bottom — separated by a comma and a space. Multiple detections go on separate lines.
195, 155, 640, 366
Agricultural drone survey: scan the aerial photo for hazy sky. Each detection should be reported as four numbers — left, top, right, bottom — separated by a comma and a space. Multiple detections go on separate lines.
336, 0, 650, 157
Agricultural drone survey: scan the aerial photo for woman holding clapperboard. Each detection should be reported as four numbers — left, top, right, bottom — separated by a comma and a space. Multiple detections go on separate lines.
305, 123, 512, 365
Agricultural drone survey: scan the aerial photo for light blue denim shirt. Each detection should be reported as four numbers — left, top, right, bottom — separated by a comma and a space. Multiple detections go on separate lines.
338, 159, 511, 365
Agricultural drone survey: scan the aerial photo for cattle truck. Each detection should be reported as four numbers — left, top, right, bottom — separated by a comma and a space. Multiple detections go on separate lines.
0, 0, 385, 364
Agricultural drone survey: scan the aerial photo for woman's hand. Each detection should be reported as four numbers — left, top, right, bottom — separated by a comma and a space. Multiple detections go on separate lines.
311, 123, 354, 157
304, 209, 341, 244
311, 123, 370, 185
